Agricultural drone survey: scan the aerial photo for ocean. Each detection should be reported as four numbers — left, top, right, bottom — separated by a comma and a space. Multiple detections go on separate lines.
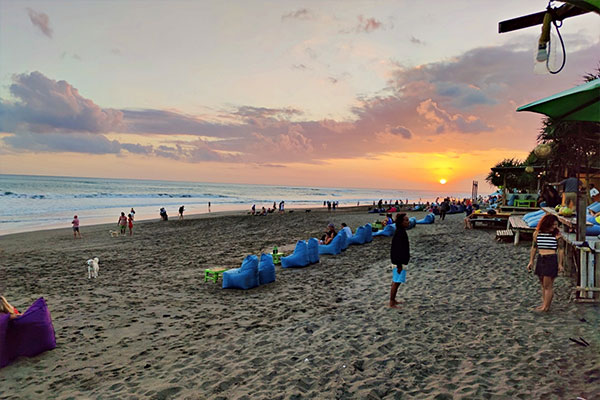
0, 174, 471, 235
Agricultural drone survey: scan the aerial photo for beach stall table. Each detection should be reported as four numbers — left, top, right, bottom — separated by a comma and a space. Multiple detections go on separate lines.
517, 77, 600, 302
467, 212, 511, 229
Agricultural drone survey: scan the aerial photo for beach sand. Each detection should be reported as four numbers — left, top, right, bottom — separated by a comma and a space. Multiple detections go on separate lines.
1, 208, 599, 399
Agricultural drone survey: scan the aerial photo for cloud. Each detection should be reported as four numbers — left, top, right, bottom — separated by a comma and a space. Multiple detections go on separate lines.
345, 16, 384, 34
292, 64, 308, 70
233, 106, 303, 120
2, 40, 598, 165
0, 71, 123, 133
416, 99, 493, 134
282, 9, 313, 21
27, 8, 53, 38
4, 132, 122, 154
387, 125, 413, 138
410, 36, 425, 45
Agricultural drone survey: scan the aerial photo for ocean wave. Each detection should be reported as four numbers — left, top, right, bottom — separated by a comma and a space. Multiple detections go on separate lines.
0, 191, 231, 200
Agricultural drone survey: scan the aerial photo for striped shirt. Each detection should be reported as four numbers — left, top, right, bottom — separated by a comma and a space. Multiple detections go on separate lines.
536, 232, 558, 250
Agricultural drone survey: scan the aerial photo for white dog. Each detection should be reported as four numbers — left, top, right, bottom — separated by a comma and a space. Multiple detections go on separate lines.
109, 230, 120, 237
87, 257, 100, 279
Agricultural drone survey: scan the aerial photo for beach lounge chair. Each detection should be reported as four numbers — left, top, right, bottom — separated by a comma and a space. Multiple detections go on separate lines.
306, 238, 320, 264
415, 213, 435, 224
347, 226, 366, 245
364, 224, 373, 242
373, 223, 395, 237
318, 230, 347, 255
281, 240, 311, 268
258, 253, 276, 285
222, 255, 260, 289
408, 217, 417, 229
0, 298, 56, 369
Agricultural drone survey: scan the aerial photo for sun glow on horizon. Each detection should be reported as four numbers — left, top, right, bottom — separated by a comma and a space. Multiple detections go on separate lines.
439, 178, 447, 185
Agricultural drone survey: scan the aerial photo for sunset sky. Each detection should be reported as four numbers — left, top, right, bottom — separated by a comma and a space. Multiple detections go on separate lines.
1, 1, 599, 192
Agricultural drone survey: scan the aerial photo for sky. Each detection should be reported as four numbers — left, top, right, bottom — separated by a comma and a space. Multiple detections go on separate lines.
0, 0, 599, 192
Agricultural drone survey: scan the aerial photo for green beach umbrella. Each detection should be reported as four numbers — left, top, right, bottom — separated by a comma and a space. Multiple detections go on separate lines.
517, 78, 600, 122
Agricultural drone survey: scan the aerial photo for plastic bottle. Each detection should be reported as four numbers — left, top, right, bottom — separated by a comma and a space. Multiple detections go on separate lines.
273, 246, 278, 254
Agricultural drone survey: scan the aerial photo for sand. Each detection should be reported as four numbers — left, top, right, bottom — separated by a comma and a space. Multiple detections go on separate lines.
1, 208, 599, 399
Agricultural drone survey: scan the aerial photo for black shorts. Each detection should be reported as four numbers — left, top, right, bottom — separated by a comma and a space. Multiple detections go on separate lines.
535, 254, 558, 278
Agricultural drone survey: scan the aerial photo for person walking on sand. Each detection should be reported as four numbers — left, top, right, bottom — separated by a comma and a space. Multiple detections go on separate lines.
208, 201, 211, 212
71, 215, 82, 239
128, 213, 134, 236
129, 208, 135, 220
527, 214, 563, 312
179, 205, 185, 220
118, 212, 128, 235
389, 213, 410, 309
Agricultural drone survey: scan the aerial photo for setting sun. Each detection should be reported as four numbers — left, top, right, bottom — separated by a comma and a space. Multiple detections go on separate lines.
439, 179, 447, 184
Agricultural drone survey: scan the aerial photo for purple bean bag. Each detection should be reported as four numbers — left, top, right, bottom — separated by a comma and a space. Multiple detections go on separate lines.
0, 297, 56, 369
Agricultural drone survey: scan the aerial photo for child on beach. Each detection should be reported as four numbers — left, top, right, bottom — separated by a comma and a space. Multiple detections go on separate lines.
128, 214, 134, 236
118, 212, 128, 235
527, 214, 564, 312
0, 296, 21, 319
390, 213, 411, 309
71, 215, 82, 239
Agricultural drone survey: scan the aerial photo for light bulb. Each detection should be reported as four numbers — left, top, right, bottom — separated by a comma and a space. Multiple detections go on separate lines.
536, 43, 548, 62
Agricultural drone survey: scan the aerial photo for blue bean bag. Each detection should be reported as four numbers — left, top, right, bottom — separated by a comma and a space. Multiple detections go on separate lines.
415, 213, 435, 224
258, 253, 275, 285
373, 224, 395, 237
0, 298, 56, 369
319, 230, 347, 255
347, 226, 366, 245
408, 217, 417, 229
222, 255, 259, 289
588, 202, 600, 213
527, 216, 542, 228
587, 225, 600, 236
281, 240, 310, 268
306, 238, 320, 264
523, 209, 544, 222
586, 215, 600, 225
363, 224, 373, 242
507, 194, 517, 206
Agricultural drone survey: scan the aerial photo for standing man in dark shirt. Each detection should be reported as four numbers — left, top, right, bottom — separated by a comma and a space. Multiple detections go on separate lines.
389, 213, 411, 308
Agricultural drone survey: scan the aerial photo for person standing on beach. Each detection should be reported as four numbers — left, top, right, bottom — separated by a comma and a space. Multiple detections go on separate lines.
128, 213, 134, 236
118, 212, 128, 235
130, 208, 135, 220
208, 201, 211, 212
390, 213, 410, 309
179, 205, 185, 220
71, 215, 82, 239
527, 214, 563, 312
440, 198, 449, 221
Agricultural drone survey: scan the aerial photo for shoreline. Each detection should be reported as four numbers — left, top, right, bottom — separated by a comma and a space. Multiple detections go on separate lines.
0, 204, 382, 239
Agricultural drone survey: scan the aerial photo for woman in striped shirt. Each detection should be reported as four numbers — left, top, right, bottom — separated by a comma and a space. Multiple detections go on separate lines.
527, 214, 563, 312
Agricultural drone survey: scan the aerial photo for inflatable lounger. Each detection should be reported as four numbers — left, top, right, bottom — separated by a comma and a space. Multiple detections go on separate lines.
222, 255, 259, 289
415, 213, 435, 224
363, 224, 373, 242
373, 224, 395, 237
282, 240, 311, 268
318, 230, 347, 255
306, 238, 320, 264
258, 253, 275, 285
0, 297, 56, 369
347, 226, 366, 245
